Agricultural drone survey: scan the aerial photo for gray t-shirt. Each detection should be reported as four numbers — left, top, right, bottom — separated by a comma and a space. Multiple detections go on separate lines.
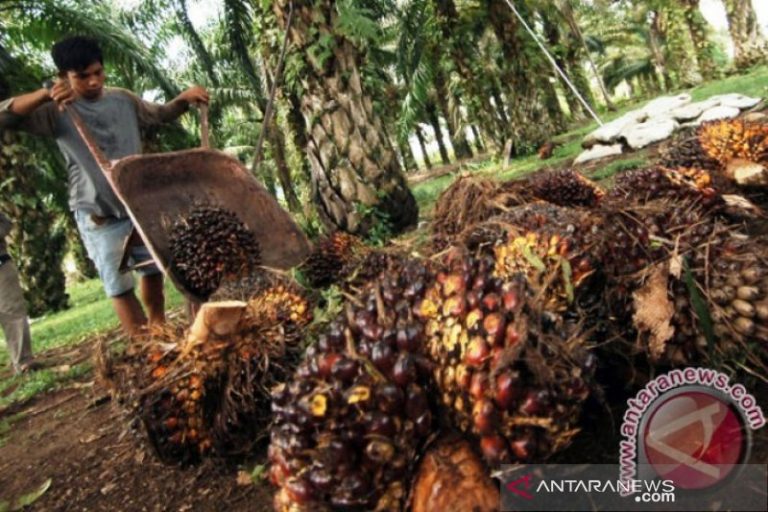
0, 88, 187, 218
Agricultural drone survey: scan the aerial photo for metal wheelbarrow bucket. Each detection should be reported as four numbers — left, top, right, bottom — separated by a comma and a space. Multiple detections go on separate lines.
68, 104, 311, 302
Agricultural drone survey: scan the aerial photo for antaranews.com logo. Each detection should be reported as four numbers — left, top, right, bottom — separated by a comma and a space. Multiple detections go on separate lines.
620, 367, 765, 495
500, 366, 767, 511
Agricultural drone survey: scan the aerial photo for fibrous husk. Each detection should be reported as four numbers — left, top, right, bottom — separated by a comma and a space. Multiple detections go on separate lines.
410, 436, 499, 512
430, 176, 509, 252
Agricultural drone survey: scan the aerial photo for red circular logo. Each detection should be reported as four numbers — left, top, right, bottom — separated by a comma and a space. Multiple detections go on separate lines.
642, 390, 746, 490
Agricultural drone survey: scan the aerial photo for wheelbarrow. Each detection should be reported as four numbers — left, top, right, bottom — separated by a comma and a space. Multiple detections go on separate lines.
67, 103, 311, 303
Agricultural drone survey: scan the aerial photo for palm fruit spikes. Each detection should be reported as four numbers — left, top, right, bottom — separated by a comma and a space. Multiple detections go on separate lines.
416, 248, 595, 467
270, 259, 436, 511
299, 232, 368, 288
210, 273, 313, 457
169, 206, 262, 299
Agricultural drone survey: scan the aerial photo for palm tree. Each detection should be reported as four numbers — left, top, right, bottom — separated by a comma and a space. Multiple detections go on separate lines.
723, 0, 768, 69
679, 0, 719, 79
270, 0, 418, 236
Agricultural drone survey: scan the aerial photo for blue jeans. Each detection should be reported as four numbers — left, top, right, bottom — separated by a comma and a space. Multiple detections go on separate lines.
74, 210, 160, 297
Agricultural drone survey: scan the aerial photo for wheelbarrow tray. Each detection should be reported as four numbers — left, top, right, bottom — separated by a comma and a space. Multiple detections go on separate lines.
109, 147, 311, 302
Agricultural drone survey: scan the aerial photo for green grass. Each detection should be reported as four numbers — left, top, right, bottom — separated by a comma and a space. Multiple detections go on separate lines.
0, 277, 185, 369
0, 363, 91, 410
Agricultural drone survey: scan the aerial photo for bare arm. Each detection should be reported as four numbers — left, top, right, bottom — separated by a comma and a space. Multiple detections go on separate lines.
6, 88, 52, 116
132, 86, 210, 127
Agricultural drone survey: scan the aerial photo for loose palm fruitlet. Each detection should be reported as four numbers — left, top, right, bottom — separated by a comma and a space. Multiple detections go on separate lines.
416, 249, 595, 467
410, 436, 499, 512
300, 232, 368, 288
270, 259, 437, 511
526, 169, 605, 208
169, 206, 262, 298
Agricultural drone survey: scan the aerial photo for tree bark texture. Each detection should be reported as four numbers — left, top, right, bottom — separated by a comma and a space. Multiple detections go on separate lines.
680, 0, 718, 79
434, 71, 472, 159
724, 0, 768, 69
273, 0, 418, 235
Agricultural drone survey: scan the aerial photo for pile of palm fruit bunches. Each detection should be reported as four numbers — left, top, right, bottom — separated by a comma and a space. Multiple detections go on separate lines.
105, 118, 766, 510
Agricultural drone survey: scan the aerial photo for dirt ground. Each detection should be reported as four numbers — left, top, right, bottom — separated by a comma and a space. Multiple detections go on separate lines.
0, 339, 274, 512
2, 336, 765, 512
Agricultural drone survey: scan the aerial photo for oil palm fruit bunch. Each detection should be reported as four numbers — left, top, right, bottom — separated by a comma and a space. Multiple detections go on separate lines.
169, 206, 262, 299
415, 248, 595, 467
300, 232, 368, 288
635, 230, 768, 366
698, 119, 768, 168
270, 259, 437, 511
597, 196, 717, 278
431, 175, 508, 252
658, 128, 721, 171
118, 323, 228, 464
209, 272, 313, 457
411, 435, 499, 512
605, 166, 720, 209
460, 203, 603, 313
526, 169, 605, 208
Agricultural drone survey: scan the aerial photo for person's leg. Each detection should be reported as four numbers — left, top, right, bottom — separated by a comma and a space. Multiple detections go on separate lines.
0, 312, 30, 373
0, 262, 33, 373
111, 290, 148, 336
140, 273, 165, 326
74, 211, 144, 336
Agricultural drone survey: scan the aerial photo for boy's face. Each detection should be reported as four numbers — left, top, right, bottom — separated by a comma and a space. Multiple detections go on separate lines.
61, 61, 105, 100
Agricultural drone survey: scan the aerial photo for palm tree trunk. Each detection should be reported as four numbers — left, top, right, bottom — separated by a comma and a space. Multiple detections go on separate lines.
426, 104, 451, 165
557, 0, 614, 109
268, 120, 302, 213
434, 71, 472, 159
470, 125, 485, 152
680, 0, 718, 79
273, 0, 417, 235
724, 0, 768, 69
0, 133, 69, 315
286, 91, 313, 183
415, 126, 433, 169
649, 11, 673, 90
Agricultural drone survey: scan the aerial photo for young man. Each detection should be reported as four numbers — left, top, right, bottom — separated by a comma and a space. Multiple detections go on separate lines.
0, 36, 209, 336
0, 212, 34, 374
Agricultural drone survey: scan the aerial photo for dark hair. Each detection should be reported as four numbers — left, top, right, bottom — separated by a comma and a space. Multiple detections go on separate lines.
51, 36, 103, 73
